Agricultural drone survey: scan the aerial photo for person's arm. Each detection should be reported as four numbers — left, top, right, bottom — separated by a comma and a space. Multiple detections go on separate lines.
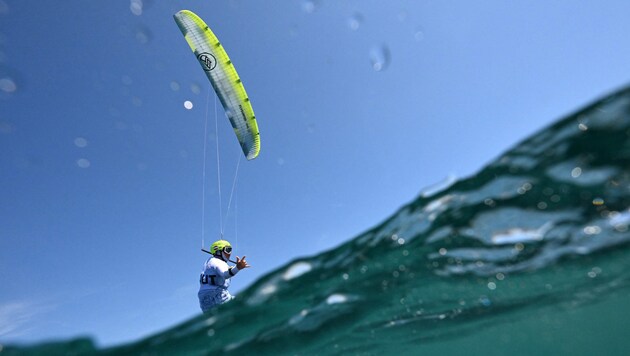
219, 256, 250, 279
216, 260, 240, 279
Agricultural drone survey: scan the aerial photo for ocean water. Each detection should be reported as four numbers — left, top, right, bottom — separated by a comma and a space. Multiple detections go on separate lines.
5, 87, 630, 355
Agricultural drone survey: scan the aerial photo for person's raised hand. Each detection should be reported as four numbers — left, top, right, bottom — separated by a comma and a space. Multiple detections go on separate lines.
236, 256, 251, 269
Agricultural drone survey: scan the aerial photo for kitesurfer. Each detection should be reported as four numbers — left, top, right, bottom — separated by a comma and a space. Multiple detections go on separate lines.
198, 239, 250, 312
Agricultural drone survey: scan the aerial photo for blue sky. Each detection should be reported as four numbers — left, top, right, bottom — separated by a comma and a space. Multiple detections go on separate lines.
1, 0, 630, 347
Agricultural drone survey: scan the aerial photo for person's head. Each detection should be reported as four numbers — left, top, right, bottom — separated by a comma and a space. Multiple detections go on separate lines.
210, 239, 232, 260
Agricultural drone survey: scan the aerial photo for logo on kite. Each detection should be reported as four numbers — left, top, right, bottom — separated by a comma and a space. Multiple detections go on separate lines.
197, 53, 217, 72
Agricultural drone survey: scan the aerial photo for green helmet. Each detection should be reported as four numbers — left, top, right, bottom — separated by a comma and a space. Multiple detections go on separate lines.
210, 240, 232, 255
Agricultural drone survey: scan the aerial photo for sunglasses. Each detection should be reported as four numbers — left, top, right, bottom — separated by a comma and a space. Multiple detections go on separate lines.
223, 246, 233, 254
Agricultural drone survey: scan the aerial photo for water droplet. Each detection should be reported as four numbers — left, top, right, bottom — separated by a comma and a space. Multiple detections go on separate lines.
184, 101, 193, 110
170, 81, 180, 91
578, 123, 588, 131
135, 27, 151, 44
571, 167, 582, 178
0, 77, 17, 93
302, 0, 320, 13
583, 225, 602, 235
479, 296, 492, 306
487, 282, 497, 290
347, 13, 364, 31
130, 0, 142, 16
592, 197, 604, 206
414, 26, 425, 42
277, 158, 285, 166
615, 224, 628, 232
74, 137, 88, 148
369, 45, 390, 72
77, 158, 91, 168
190, 83, 201, 94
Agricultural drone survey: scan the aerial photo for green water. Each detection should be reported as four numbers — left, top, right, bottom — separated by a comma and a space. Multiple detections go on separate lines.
418, 288, 630, 356
4, 87, 630, 355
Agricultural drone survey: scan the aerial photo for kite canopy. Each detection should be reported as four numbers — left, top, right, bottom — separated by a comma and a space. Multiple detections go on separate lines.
174, 10, 260, 160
